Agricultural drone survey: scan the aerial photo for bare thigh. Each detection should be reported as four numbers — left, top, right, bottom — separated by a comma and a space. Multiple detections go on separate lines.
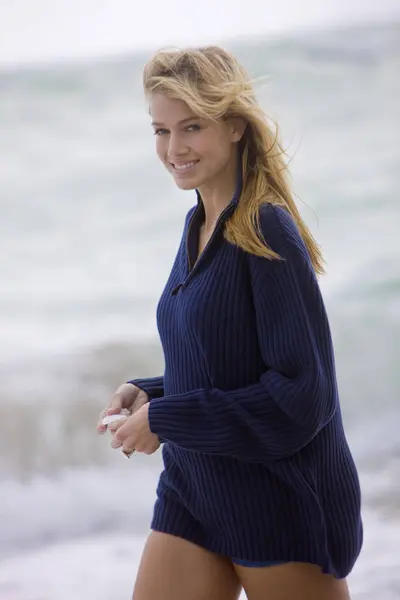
233, 562, 351, 600
132, 531, 242, 600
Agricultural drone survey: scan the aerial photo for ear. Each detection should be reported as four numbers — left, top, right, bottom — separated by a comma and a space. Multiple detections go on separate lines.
229, 117, 247, 143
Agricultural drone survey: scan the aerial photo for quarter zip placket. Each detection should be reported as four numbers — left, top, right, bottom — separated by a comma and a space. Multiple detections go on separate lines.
172, 163, 243, 297
183, 202, 235, 289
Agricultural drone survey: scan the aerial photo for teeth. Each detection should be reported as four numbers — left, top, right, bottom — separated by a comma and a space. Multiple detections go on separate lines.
174, 161, 197, 170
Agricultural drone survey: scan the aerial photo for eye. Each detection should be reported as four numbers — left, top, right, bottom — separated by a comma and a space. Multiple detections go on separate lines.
185, 124, 201, 132
154, 128, 168, 136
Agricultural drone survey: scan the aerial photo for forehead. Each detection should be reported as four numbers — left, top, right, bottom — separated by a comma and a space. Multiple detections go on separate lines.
149, 93, 198, 125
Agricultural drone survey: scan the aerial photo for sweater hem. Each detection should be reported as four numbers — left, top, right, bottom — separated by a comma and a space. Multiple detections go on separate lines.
150, 495, 346, 579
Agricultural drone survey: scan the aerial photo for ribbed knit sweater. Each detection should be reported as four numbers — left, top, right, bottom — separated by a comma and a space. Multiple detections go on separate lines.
130, 186, 363, 578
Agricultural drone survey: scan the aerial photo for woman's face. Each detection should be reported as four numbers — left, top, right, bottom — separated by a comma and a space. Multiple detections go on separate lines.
149, 93, 243, 191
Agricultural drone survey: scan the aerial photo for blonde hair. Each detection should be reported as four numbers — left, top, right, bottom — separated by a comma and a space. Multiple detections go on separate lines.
143, 46, 324, 275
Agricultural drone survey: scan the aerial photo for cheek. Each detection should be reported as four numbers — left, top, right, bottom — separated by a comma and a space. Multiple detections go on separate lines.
206, 140, 231, 166
198, 131, 231, 163
155, 137, 167, 162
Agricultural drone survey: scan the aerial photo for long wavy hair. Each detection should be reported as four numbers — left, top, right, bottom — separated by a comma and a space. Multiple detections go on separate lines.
143, 45, 324, 275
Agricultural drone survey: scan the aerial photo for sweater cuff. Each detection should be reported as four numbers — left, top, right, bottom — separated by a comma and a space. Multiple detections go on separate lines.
127, 376, 164, 400
148, 395, 180, 438
148, 392, 200, 441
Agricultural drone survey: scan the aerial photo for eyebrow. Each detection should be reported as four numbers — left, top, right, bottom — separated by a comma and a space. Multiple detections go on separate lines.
151, 117, 200, 127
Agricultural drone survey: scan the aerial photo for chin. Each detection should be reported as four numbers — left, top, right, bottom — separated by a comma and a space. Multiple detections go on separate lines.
171, 172, 205, 191
174, 179, 198, 191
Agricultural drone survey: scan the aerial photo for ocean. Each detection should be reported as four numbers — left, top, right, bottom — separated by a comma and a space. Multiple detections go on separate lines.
0, 20, 399, 599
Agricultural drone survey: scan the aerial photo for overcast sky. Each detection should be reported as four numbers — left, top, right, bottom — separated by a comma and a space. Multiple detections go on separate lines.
0, 0, 399, 68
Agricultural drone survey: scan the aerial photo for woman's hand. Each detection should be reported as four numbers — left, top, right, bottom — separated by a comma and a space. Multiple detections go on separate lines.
96, 383, 149, 434
110, 403, 160, 455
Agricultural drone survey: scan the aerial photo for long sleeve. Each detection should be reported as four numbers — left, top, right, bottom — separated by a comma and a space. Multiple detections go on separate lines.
148, 205, 338, 461
127, 376, 164, 400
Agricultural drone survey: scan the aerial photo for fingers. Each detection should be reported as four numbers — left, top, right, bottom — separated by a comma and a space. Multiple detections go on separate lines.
106, 391, 125, 414
107, 416, 128, 434
108, 418, 160, 456
97, 412, 134, 456
96, 386, 136, 434
111, 422, 135, 456
96, 394, 122, 433
96, 408, 110, 434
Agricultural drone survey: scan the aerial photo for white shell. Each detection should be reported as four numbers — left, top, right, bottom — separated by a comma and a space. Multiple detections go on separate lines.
101, 414, 128, 426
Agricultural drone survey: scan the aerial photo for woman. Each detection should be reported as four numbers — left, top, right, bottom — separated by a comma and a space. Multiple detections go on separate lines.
97, 46, 363, 600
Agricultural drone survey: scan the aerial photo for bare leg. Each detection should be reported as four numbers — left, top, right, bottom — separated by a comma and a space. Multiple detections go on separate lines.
133, 531, 242, 600
233, 562, 351, 600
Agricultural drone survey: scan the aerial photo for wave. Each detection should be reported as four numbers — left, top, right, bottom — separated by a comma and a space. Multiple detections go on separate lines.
1, 20, 399, 80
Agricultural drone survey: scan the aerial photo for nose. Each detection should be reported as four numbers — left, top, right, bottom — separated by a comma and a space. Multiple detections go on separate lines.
167, 132, 189, 160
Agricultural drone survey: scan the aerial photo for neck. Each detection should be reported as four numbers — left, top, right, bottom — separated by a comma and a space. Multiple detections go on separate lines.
196, 153, 240, 232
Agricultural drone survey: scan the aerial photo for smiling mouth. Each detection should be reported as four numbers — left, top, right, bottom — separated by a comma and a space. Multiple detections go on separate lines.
170, 160, 199, 173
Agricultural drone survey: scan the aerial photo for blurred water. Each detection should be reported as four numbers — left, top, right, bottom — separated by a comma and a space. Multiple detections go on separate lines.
1, 20, 399, 599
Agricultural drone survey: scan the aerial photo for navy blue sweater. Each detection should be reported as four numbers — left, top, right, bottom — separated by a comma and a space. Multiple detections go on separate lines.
130, 189, 363, 577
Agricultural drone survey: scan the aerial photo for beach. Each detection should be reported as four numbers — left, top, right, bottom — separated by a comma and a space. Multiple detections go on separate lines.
1, 20, 399, 599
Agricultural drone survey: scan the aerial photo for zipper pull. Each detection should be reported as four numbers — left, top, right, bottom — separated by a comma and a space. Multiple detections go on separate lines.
171, 283, 183, 296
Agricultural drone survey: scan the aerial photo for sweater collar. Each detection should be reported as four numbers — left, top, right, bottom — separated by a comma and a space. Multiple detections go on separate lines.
195, 156, 243, 211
